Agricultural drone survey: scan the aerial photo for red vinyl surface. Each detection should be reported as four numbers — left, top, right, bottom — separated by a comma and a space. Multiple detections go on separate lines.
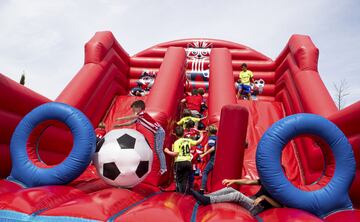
0, 32, 359, 221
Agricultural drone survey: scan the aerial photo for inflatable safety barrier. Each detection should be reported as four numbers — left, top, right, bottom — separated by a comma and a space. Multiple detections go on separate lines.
256, 113, 355, 217
9, 102, 96, 187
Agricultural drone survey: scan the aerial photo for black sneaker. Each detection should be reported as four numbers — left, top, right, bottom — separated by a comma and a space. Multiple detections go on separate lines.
190, 189, 211, 205
249, 205, 264, 216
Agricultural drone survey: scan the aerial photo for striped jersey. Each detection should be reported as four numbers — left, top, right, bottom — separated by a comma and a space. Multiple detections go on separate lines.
137, 111, 161, 134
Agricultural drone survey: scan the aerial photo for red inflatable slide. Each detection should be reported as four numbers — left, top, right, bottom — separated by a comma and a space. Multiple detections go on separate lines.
0, 31, 359, 221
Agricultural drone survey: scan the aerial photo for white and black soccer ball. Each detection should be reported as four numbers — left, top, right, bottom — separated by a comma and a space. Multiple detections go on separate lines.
93, 129, 153, 188
254, 79, 265, 88
254, 79, 265, 94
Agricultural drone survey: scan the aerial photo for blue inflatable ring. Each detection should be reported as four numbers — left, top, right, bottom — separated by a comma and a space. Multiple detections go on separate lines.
9, 102, 96, 187
256, 113, 355, 217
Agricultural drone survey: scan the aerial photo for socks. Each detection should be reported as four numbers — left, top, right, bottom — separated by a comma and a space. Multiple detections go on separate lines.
190, 189, 211, 205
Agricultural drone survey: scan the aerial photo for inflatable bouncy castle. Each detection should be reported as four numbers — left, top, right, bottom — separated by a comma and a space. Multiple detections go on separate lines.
0, 31, 359, 221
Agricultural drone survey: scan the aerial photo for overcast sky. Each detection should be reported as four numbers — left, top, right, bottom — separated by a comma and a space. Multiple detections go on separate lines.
0, 0, 359, 107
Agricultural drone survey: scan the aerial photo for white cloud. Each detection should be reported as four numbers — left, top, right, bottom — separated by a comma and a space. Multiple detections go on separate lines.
0, 0, 359, 107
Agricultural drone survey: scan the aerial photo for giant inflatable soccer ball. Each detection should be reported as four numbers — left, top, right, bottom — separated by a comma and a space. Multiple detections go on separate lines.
93, 129, 153, 188
254, 79, 265, 94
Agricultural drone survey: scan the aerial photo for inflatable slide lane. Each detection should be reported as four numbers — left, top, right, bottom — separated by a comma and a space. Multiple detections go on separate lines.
0, 31, 359, 221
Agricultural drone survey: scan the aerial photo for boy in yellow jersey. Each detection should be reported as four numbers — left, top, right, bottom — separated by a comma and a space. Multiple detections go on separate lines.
177, 109, 204, 129
237, 63, 254, 100
164, 126, 204, 194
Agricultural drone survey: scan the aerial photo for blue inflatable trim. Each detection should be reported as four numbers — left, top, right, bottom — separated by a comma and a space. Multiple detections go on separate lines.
256, 113, 355, 217
0, 209, 100, 222
9, 102, 96, 187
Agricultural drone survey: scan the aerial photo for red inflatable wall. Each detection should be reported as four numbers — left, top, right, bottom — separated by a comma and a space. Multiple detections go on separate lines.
273, 35, 339, 185
0, 74, 51, 177
208, 48, 237, 124
328, 101, 360, 207
211, 105, 248, 191
56, 31, 130, 125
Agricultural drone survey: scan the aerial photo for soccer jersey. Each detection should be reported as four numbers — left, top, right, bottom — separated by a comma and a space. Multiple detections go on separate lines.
185, 95, 203, 112
208, 135, 217, 160
239, 70, 254, 85
184, 128, 200, 139
173, 138, 198, 162
137, 111, 161, 134
177, 116, 201, 129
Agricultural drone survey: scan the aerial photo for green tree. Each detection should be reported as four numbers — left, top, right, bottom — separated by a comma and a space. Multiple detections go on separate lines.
20, 71, 25, 85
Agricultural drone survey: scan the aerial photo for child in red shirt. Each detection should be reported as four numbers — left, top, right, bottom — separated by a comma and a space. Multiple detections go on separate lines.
184, 119, 201, 140
182, 89, 203, 117
114, 100, 167, 175
184, 120, 204, 188
197, 88, 207, 114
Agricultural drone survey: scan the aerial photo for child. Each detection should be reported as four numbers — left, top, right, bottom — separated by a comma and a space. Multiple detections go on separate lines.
181, 89, 203, 117
199, 125, 217, 194
114, 100, 167, 175
190, 178, 282, 215
184, 119, 201, 140
184, 120, 203, 188
237, 63, 254, 100
197, 88, 208, 114
164, 126, 203, 194
177, 109, 201, 129
95, 122, 106, 144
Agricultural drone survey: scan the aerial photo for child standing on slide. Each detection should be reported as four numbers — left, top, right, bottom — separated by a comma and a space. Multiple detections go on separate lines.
199, 125, 218, 194
114, 100, 167, 175
184, 120, 203, 188
197, 88, 208, 114
184, 119, 201, 140
181, 89, 203, 117
237, 63, 254, 100
164, 126, 203, 194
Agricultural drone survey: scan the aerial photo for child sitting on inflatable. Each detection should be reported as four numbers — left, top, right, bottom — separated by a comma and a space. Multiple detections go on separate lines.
237, 63, 254, 100
199, 125, 217, 194
164, 126, 204, 194
114, 100, 167, 175
181, 89, 203, 117
191, 177, 282, 215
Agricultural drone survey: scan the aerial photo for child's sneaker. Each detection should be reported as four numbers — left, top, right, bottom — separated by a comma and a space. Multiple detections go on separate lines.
249, 205, 264, 216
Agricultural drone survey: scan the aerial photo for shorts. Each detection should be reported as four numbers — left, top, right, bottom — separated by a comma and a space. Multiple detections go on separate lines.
238, 84, 251, 94
190, 110, 201, 117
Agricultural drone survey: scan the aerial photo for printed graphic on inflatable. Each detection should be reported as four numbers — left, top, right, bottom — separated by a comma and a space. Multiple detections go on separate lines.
185, 41, 212, 90
130, 71, 157, 96
93, 129, 153, 188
